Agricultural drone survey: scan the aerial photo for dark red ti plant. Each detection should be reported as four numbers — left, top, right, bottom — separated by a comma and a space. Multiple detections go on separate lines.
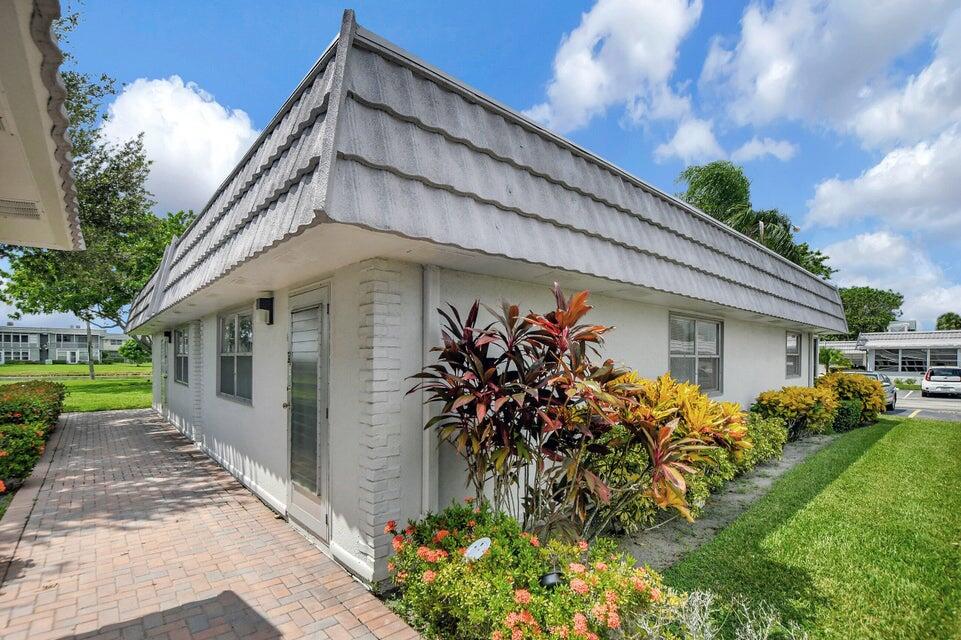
408, 283, 624, 533
408, 299, 539, 510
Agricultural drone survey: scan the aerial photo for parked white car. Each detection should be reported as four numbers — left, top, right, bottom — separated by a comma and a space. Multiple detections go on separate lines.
921, 367, 961, 397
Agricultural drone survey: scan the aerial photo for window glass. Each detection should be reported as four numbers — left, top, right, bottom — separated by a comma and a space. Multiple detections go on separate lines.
697, 358, 720, 392
236, 355, 253, 400
900, 349, 927, 372
786, 332, 801, 377
218, 311, 252, 400
929, 349, 958, 367
238, 315, 253, 353
696, 321, 719, 356
221, 316, 236, 353
669, 356, 696, 384
174, 327, 189, 385
219, 355, 235, 396
875, 348, 899, 372
669, 315, 722, 393
669, 317, 695, 354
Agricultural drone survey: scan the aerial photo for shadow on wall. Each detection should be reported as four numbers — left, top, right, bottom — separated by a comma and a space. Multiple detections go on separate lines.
54, 590, 280, 639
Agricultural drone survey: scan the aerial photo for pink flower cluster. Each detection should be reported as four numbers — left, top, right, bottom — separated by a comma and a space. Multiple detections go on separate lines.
416, 546, 449, 563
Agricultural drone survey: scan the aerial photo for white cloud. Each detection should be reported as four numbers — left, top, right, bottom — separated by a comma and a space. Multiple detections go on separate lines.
654, 117, 725, 164
524, 0, 702, 133
848, 9, 961, 148
806, 125, 961, 231
824, 231, 961, 328
730, 136, 797, 162
101, 76, 259, 214
701, 0, 956, 132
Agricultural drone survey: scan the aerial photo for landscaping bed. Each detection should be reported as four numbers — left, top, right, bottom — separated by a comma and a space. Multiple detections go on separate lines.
0, 380, 66, 512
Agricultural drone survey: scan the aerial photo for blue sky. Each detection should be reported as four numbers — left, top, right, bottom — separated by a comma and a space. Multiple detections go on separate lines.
6, 0, 961, 330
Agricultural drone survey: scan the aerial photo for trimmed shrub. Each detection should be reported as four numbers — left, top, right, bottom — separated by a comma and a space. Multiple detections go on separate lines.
0, 422, 46, 482
0, 380, 66, 427
752, 386, 838, 439
816, 372, 885, 423
739, 414, 788, 469
386, 500, 684, 639
833, 399, 863, 432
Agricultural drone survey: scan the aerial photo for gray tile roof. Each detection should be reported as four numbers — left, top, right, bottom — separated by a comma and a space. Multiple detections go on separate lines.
858, 331, 961, 349
128, 10, 847, 333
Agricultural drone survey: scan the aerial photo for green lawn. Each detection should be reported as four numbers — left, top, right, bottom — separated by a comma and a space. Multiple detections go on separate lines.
61, 377, 152, 412
665, 417, 961, 639
0, 363, 151, 377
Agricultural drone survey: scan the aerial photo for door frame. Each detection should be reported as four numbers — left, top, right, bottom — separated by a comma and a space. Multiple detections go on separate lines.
285, 284, 331, 542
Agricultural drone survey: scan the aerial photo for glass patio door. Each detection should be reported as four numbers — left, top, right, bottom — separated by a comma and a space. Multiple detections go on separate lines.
286, 287, 330, 542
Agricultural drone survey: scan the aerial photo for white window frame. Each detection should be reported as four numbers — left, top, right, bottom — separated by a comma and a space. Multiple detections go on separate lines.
669, 313, 723, 395
786, 331, 802, 378
2, 350, 30, 361
173, 326, 189, 385
218, 310, 254, 403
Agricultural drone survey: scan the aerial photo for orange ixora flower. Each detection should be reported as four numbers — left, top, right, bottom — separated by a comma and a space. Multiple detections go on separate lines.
433, 529, 450, 543
568, 563, 586, 574
421, 570, 437, 583
570, 578, 589, 595
513, 589, 531, 605
384, 520, 397, 534
392, 535, 405, 552
520, 532, 540, 547
577, 540, 589, 552
0, 480, 6, 494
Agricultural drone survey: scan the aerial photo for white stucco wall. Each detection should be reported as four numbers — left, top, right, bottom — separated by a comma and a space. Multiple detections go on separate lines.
149, 259, 814, 585
433, 268, 812, 507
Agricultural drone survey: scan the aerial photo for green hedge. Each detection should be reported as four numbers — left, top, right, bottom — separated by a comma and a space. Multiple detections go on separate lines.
833, 399, 863, 432
0, 380, 66, 427
0, 423, 46, 483
0, 380, 66, 492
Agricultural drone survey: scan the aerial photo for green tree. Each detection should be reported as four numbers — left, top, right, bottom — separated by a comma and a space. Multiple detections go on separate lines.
0, 12, 192, 379
829, 286, 904, 340
676, 161, 835, 279
819, 347, 852, 372
118, 339, 151, 365
936, 312, 961, 330
677, 161, 751, 220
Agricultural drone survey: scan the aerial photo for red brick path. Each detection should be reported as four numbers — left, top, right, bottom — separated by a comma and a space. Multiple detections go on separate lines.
0, 410, 419, 640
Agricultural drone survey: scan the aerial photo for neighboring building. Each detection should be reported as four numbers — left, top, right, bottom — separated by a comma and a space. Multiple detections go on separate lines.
0, 0, 84, 250
857, 329, 961, 379
820, 322, 961, 379
127, 11, 847, 586
0, 323, 130, 363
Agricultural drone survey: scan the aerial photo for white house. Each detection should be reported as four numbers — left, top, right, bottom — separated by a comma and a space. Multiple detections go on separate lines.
127, 11, 847, 586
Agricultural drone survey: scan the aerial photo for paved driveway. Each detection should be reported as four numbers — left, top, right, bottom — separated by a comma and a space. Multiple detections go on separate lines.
0, 410, 418, 640
891, 390, 961, 421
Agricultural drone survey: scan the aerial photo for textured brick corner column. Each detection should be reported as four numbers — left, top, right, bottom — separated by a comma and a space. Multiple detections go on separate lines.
356, 259, 405, 582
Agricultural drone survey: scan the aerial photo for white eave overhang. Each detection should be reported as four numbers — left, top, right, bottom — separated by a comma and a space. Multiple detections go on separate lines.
0, 0, 83, 251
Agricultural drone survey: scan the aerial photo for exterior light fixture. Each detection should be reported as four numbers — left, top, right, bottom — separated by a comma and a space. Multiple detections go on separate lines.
256, 296, 275, 325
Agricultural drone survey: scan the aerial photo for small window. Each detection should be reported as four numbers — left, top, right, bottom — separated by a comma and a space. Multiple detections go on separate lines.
219, 311, 253, 401
174, 327, 189, 385
669, 315, 722, 393
786, 331, 801, 378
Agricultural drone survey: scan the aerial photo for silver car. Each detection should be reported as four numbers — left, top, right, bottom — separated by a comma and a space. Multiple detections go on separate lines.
843, 370, 897, 411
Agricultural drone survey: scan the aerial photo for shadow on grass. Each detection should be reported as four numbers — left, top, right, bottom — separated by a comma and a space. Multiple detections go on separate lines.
663, 422, 896, 631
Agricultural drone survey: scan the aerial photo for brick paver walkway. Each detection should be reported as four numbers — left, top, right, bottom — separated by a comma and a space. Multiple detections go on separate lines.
0, 410, 419, 640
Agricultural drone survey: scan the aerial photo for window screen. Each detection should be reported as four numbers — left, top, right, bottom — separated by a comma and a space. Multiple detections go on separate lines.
786, 332, 801, 377
670, 315, 722, 393
219, 311, 253, 400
